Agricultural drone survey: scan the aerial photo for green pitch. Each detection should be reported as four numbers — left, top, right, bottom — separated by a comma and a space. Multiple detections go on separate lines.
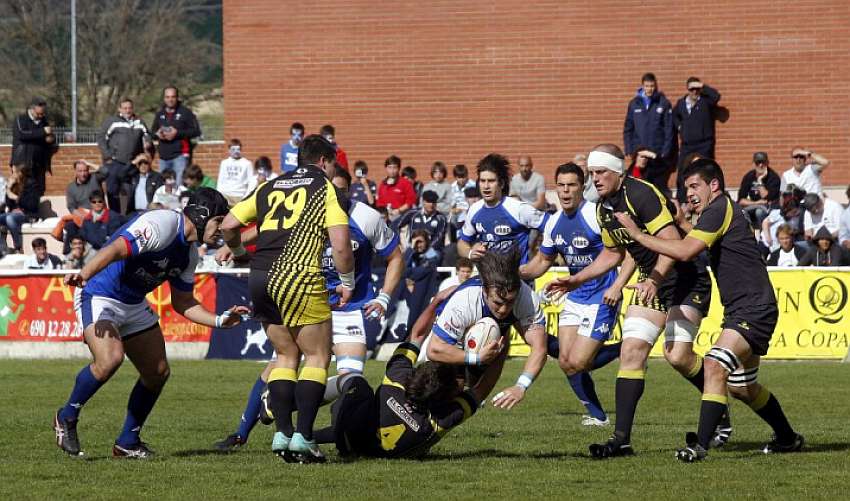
3, 359, 849, 500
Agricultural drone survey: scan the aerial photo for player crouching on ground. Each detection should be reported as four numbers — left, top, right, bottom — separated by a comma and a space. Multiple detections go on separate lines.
427, 249, 548, 409
55, 188, 250, 458
614, 158, 803, 462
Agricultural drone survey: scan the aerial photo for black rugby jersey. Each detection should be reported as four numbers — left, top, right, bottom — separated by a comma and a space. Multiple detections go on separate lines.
688, 194, 775, 308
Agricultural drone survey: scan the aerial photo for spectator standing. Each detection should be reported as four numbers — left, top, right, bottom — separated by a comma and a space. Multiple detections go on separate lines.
217, 139, 254, 205
395, 190, 448, 257
151, 86, 200, 185
97, 98, 150, 214
11, 97, 57, 199
623, 73, 675, 195
801, 193, 843, 240
510, 156, 547, 210
25, 238, 62, 270
738, 152, 781, 229
839, 185, 850, 250
402, 166, 423, 204
66, 160, 101, 213
79, 191, 123, 251
182, 164, 216, 194
376, 155, 416, 220
151, 170, 187, 210
279, 122, 305, 174
673, 77, 721, 199
766, 224, 806, 267
422, 161, 452, 215
129, 153, 164, 212
320, 124, 349, 169
448, 164, 476, 243
63, 235, 94, 269
438, 256, 474, 292
349, 160, 377, 206
780, 148, 830, 195
799, 227, 850, 266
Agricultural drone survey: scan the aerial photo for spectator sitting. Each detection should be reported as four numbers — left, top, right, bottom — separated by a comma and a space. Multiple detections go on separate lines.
839, 184, 850, 251
217, 139, 254, 206
402, 165, 423, 205
464, 185, 481, 208
151, 170, 187, 210
1, 164, 39, 255
799, 226, 850, 266
182, 163, 216, 193
423, 161, 453, 215
766, 224, 806, 266
279, 122, 304, 174
350, 160, 377, 206
320, 124, 349, 170
129, 153, 164, 213
63, 235, 94, 270
802, 193, 842, 241
511, 156, 547, 211
25, 237, 63, 270
248, 156, 278, 193
376, 155, 416, 221
151, 86, 200, 185
66, 159, 102, 213
396, 190, 448, 256
439, 256, 474, 291
780, 147, 830, 195
738, 151, 781, 229
80, 191, 123, 251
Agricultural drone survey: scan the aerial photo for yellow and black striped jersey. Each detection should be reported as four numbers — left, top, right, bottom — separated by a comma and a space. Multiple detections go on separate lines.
688, 194, 775, 308
231, 165, 348, 271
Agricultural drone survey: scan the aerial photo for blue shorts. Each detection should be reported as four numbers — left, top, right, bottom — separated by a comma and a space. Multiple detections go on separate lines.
558, 299, 619, 342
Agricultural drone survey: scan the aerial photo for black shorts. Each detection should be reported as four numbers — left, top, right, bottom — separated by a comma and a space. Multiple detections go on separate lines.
630, 262, 712, 317
331, 376, 379, 457
721, 303, 778, 356
248, 269, 283, 325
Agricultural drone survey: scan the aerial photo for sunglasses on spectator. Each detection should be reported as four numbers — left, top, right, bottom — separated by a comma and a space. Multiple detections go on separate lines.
792, 154, 807, 159
688, 87, 700, 91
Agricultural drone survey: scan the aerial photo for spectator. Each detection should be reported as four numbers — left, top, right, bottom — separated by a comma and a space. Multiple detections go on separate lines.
349, 160, 377, 206
780, 147, 830, 195
279, 122, 304, 174
738, 152, 781, 229
766, 224, 806, 267
423, 161, 452, 215
673, 77, 721, 200
151, 86, 200, 185
97, 97, 151, 214
80, 191, 123, 250
402, 166, 423, 204
627, 147, 655, 179
623, 72, 675, 195
129, 153, 164, 213
376, 155, 416, 220
151, 170, 186, 210
510, 156, 547, 211
464, 185, 481, 208
395, 190, 448, 256
66, 160, 101, 213
802, 193, 843, 240
438, 256, 474, 291
182, 163, 216, 193
574, 153, 599, 203
760, 187, 805, 252
1, 165, 39, 255
25, 237, 62, 270
320, 124, 349, 170
217, 139, 254, 205
63, 235, 93, 270
840, 184, 850, 251
448, 164, 476, 243
248, 156, 277, 193
11, 97, 57, 199
799, 226, 850, 266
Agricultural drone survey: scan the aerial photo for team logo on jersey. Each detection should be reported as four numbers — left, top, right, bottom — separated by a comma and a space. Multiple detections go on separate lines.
133, 226, 152, 248
475, 223, 486, 233
571, 236, 590, 249
296, 168, 307, 174
485, 234, 495, 242
494, 225, 511, 236
350, 240, 360, 251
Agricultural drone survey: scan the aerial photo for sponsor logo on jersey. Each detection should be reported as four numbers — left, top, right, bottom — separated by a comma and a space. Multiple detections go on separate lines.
274, 178, 313, 188
386, 396, 420, 431
572, 236, 590, 249
494, 225, 511, 236
133, 226, 152, 248
296, 168, 308, 174
475, 223, 486, 233
346, 325, 363, 337
555, 235, 567, 246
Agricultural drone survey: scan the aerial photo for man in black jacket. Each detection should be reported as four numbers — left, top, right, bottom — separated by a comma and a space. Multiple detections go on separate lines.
738, 152, 781, 229
151, 86, 201, 185
128, 154, 164, 212
98, 98, 151, 214
11, 98, 57, 198
674, 78, 722, 201
623, 73, 676, 196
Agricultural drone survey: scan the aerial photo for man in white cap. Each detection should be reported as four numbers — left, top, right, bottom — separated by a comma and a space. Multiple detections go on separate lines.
546, 143, 727, 459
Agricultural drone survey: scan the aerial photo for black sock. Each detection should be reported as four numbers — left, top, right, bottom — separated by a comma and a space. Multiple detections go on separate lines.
267, 368, 297, 436
696, 394, 728, 449
295, 367, 327, 441
546, 334, 560, 358
751, 387, 795, 443
613, 369, 646, 444
684, 355, 705, 392
313, 426, 336, 444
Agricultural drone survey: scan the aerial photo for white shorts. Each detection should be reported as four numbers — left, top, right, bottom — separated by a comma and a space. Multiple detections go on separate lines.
332, 309, 368, 346
74, 289, 160, 339
558, 299, 617, 342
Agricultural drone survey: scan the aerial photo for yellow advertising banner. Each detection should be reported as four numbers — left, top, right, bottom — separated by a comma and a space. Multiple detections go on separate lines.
507, 269, 850, 360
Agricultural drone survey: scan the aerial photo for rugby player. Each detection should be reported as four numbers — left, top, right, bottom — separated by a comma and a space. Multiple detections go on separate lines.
546, 144, 728, 458
54, 188, 249, 458
613, 158, 803, 461
214, 165, 403, 451
220, 135, 354, 463
427, 249, 548, 410
520, 162, 634, 426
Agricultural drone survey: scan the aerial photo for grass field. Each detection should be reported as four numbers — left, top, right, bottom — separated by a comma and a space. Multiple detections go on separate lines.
3, 358, 849, 500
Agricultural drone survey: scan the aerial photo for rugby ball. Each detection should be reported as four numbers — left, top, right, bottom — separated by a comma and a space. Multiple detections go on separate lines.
463, 317, 501, 354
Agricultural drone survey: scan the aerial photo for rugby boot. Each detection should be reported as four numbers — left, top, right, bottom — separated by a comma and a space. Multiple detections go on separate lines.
259, 388, 274, 426
588, 435, 634, 459
676, 432, 708, 463
762, 433, 804, 454
54, 409, 83, 457
709, 407, 733, 449
282, 432, 326, 464
213, 433, 246, 452
112, 441, 155, 459
581, 415, 611, 427
272, 431, 291, 454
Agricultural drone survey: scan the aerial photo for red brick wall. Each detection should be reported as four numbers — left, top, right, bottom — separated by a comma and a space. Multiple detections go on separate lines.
0, 142, 227, 195
223, 0, 850, 191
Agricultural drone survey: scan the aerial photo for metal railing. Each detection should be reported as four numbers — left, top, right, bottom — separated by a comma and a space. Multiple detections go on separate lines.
0, 126, 224, 145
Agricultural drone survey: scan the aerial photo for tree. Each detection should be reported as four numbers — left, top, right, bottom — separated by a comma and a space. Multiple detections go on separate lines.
0, 0, 220, 127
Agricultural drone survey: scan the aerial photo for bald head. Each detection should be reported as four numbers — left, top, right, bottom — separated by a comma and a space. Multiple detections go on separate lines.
518, 155, 534, 180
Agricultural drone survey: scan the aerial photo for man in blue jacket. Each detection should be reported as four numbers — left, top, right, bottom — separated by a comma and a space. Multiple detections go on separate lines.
673, 77, 722, 201
623, 73, 676, 196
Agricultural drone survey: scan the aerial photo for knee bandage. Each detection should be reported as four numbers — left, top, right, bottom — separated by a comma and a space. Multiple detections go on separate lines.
705, 346, 741, 374
336, 355, 365, 374
664, 319, 697, 343
622, 317, 663, 345
727, 365, 759, 387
